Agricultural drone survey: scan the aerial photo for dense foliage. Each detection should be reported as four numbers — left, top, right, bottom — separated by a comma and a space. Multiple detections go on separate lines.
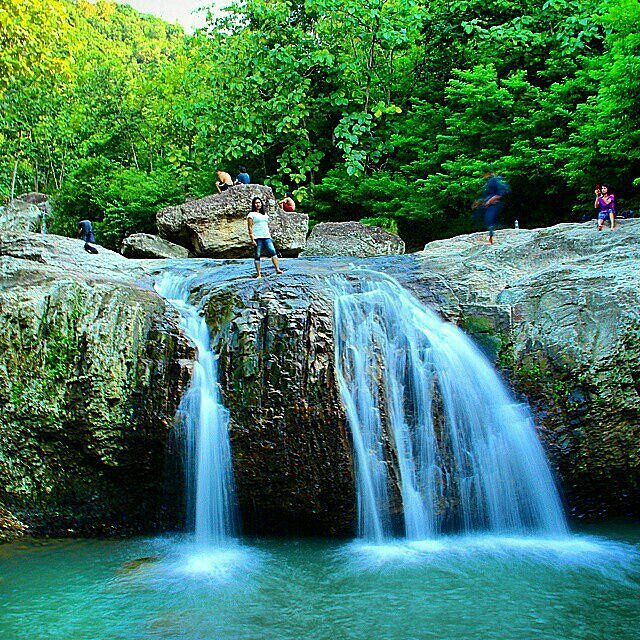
1, 0, 638, 249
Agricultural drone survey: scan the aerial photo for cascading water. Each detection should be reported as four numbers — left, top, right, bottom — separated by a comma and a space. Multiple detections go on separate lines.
332, 271, 568, 543
155, 271, 238, 546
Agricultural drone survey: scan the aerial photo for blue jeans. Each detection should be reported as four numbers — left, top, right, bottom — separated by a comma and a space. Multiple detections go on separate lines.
254, 237, 277, 260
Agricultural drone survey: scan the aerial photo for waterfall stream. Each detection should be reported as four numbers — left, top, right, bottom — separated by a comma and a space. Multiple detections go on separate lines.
155, 271, 238, 546
333, 272, 568, 543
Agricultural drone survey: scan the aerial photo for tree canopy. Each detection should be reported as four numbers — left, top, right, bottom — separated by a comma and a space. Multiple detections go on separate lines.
1, 0, 638, 249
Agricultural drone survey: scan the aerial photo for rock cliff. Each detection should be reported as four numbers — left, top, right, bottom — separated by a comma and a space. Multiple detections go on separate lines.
417, 222, 640, 518
1, 220, 638, 540
0, 233, 191, 541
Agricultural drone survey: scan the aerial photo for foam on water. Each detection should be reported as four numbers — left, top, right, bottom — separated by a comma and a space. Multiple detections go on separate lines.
342, 534, 640, 584
121, 535, 266, 588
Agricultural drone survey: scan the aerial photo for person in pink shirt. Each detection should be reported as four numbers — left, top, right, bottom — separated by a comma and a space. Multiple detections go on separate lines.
595, 184, 616, 231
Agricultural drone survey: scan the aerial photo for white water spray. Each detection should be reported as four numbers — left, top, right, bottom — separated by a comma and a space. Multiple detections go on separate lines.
333, 272, 568, 543
155, 271, 238, 546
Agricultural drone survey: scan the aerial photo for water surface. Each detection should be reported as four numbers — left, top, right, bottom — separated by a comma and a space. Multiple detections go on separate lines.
1, 524, 639, 640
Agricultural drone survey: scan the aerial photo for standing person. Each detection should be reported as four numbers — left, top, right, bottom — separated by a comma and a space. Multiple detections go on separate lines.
278, 191, 296, 212
481, 169, 510, 245
595, 184, 617, 231
235, 166, 251, 185
247, 196, 284, 278
215, 170, 234, 193
78, 220, 98, 254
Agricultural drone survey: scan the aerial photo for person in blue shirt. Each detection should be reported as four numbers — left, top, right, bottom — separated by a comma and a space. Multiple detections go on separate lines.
235, 166, 251, 185
481, 169, 510, 245
78, 220, 98, 254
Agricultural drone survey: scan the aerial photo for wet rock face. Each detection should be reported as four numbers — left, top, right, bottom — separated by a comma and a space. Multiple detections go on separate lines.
167, 257, 450, 536
0, 233, 191, 539
182, 262, 357, 535
156, 185, 309, 258
301, 221, 405, 257
1, 220, 638, 539
121, 233, 190, 259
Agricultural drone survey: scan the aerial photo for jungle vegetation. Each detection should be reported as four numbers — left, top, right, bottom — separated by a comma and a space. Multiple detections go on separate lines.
1, 0, 638, 249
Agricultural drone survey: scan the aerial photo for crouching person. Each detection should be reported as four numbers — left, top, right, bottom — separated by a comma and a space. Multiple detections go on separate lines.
78, 219, 99, 254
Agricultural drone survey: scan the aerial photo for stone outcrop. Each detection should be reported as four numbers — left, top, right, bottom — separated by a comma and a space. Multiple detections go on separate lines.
0, 232, 191, 540
0, 199, 43, 233
301, 221, 405, 257
184, 262, 356, 535
417, 221, 640, 518
142, 257, 455, 536
156, 184, 308, 258
121, 233, 190, 259
16, 191, 49, 210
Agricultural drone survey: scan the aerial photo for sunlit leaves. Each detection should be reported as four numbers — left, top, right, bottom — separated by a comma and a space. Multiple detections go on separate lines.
0, 0, 70, 94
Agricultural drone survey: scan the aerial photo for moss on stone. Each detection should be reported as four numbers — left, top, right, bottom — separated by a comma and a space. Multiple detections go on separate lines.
461, 314, 507, 363
0, 273, 189, 538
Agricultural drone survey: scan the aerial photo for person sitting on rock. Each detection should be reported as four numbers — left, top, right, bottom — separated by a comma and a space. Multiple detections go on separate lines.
215, 170, 234, 193
247, 196, 284, 279
235, 166, 251, 185
78, 219, 98, 254
595, 184, 617, 231
278, 192, 296, 212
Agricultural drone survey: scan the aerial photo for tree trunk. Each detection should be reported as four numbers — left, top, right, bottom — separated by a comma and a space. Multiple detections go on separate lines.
131, 142, 140, 170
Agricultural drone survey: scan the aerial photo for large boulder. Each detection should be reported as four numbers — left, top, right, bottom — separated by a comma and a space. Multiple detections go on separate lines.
0, 199, 42, 233
156, 184, 308, 258
301, 221, 405, 257
121, 233, 190, 259
17, 192, 49, 208
0, 232, 191, 540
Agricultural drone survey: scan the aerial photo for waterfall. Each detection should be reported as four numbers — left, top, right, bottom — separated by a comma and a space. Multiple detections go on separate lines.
155, 271, 238, 546
332, 272, 568, 543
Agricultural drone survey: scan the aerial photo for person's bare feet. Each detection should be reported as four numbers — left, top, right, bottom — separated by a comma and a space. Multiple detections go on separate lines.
275, 269, 284, 274
254, 274, 262, 279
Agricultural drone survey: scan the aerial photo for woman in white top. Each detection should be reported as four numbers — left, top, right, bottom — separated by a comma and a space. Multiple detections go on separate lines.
247, 196, 284, 278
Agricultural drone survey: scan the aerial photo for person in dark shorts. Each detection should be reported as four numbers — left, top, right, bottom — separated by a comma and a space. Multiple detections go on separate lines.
215, 171, 234, 192
235, 166, 251, 185
78, 220, 99, 254
595, 184, 617, 231
247, 196, 284, 278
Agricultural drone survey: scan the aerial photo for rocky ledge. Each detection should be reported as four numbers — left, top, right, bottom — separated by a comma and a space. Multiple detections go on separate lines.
416, 222, 640, 519
301, 221, 405, 257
